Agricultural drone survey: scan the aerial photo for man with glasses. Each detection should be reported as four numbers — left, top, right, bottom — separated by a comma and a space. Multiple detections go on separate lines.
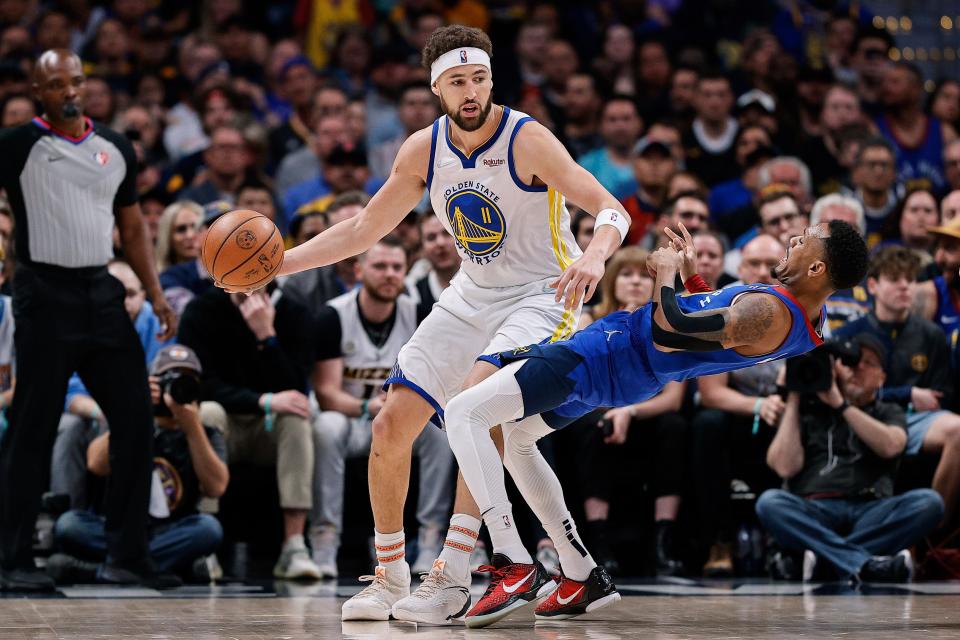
846, 137, 899, 245
644, 191, 709, 251
179, 125, 250, 206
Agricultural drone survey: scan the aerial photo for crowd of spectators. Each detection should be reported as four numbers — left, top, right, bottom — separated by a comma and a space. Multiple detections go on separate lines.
3, 0, 960, 585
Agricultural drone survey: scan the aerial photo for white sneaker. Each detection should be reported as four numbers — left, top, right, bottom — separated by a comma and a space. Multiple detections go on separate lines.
309, 527, 339, 579
274, 536, 323, 580
342, 564, 411, 621
536, 544, 561, 576
802, 550, 817, 583
411, 526, 443, 574
470, 540, 491, 575
392, 559, 471, 625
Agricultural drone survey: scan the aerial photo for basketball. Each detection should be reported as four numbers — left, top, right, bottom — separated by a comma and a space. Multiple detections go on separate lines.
200, 209, 284, 292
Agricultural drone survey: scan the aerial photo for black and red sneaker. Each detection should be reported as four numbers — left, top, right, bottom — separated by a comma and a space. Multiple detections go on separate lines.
534, 566, 620, 621
465, 553, 558, 628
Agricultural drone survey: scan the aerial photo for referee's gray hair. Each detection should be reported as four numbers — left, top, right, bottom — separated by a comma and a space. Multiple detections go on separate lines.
757, 157, 812, 199
810, 193, 866, 236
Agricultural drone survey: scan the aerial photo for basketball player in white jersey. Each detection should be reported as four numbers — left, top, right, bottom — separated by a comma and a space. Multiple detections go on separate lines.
272, 25, 632, 624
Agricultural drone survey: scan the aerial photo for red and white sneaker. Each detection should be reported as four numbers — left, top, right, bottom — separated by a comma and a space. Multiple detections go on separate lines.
465, 553, 557, 628
534, 566, 621, 621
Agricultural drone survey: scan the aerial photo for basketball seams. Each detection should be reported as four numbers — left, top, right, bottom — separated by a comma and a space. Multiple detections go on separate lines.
218, 224, 280, 285
232, 250, 285, 292
205, 210, 261, 277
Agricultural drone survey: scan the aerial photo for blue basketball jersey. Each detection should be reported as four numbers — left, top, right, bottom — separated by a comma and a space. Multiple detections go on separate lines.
498, 283, 825, 427
629, 283, 825, 385
934, 275, 960, 339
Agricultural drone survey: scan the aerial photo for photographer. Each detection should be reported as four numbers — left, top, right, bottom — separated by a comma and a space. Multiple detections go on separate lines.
836, 246, 960, 525
49, 345, 228, 584
757, 334, 943, 583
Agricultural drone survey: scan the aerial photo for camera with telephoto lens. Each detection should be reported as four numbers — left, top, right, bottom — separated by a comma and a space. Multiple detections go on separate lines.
153, 370, 202, 416
784, 337, 861, 394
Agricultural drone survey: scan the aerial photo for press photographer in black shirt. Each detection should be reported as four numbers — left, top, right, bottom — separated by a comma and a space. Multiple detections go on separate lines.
756, 333, 943, 583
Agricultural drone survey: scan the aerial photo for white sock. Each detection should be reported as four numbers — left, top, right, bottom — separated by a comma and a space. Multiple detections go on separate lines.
445, 362, 532, 565
437, 513, 480, 580
484, 505, 532, 564
543, 513, 595, 581
502, 416, 596, 581
374, 529, 407, 575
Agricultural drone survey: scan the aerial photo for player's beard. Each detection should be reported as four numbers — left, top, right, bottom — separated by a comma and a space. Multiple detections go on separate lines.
442, 93, 493, 132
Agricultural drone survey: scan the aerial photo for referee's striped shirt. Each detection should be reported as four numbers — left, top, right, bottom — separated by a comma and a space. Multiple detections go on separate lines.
0, 116, 137, 268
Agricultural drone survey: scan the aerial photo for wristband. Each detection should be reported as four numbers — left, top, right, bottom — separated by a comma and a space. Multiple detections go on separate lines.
264, 393, 274, 432
595, 208, 629, 244
685, 274, 712, 294
360, 399, 370, 420
752, 398, 763, 435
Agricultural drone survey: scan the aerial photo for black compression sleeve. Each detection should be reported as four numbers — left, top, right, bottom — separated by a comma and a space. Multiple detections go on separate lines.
659, 285, 726, 333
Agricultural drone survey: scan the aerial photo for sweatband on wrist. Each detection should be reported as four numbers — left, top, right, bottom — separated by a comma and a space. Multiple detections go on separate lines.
594, 208, 629, 244
685, 274, 712, 293
430, 47, 491, 85
360, 399, 370, 420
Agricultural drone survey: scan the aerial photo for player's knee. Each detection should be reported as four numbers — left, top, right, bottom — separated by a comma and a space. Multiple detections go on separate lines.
371, 409, 421, 452
444, 392, 485, 439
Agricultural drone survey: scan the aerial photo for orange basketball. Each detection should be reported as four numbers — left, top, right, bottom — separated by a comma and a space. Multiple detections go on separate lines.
201, 209, 284, 292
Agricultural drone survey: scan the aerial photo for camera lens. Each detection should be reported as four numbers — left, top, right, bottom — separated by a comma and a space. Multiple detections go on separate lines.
160, 371, 202, 404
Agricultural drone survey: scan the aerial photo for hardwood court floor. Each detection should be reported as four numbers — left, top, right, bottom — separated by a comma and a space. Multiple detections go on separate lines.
2, 581, 959, 639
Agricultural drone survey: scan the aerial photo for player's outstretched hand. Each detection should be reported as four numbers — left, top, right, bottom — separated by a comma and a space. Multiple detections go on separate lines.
550, 251, 606, 310
664, 223, 697, 282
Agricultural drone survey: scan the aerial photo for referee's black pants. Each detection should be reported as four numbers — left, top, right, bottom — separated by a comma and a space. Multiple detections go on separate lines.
0, 264, 153, 570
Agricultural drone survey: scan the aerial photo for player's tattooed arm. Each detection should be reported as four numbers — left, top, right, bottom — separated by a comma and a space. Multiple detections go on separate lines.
653, 290, 791, 353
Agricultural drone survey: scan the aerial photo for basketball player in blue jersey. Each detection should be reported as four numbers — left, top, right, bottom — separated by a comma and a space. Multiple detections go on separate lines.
254, 25, 634, 623
443, 220, 868, 627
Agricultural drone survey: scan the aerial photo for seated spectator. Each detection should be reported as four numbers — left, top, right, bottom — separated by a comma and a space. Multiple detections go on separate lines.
281, 192, 368, 319
1, 92, 35, 127
843, 137, 900, 247
692, 230, 730, 289
289, 211, 327, 247
757, 333, 943, 583
945, 140, 960, 194
724, 189, 807, 280
369, 82, 438, 180
178, 281, 321, 580
49, 345, 228, 585
724, 157, 815, 249
406, 215, 458, 308
942, 189, 960, 224
559, 72, 604, 160
267, 57, 321, 169
621, 124, 684, 245
799, 84, 865, 197
708, 124, 775, 219
666, 170, 708, 200
159, 201, 231, 317
50, 261, 169, 510
284, 142, 383, 223
682, 71, 739, 186
310, 238, 454, 577
155, 201, 202, 274
574, 247, 688, 576
914, 216, 960, 362
692, 235, 785, 577
179, 125, 252, 206
236, 180, 277, 222
877, 188, 940, 265
837, 247, 960, 525
577, 96, 643, 201
641, 190, 709, 251
275, 98, 351, 197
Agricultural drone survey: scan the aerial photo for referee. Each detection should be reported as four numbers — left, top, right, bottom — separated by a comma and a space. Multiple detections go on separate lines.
0, 50, 176, 591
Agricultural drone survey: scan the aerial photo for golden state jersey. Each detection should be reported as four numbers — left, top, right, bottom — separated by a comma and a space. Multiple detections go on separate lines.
426, 107, 582, 288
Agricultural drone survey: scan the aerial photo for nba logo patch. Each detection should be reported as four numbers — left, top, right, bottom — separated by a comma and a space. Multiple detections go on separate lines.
460, 50, 468, 63
93, 151, 109, 166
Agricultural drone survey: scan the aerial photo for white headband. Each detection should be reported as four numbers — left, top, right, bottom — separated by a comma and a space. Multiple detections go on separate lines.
430, 47, 491, 85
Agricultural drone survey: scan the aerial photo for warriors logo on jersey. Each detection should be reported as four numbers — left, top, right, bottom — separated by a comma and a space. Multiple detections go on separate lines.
445, 186, 506, 261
